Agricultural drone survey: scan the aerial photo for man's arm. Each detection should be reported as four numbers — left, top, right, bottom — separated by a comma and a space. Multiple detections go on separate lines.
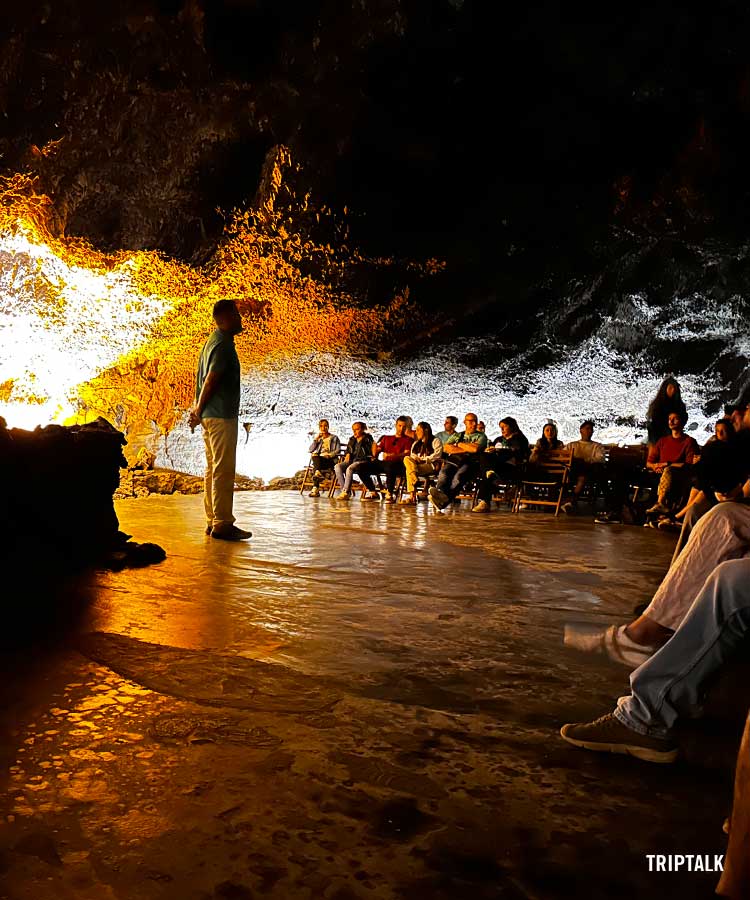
189, 370, 222, 429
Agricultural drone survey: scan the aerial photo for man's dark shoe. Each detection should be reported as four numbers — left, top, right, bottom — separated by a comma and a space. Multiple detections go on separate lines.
595, 511, 621, 525
560, 713, 677, 763
429, 487, 450, 510
205, 525, 213, 535
211, 525, 252, 541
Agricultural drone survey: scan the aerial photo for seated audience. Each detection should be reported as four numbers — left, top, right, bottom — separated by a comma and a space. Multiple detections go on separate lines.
644, 410, 699, 521
437, 416, 459, 445
334, 422, 377, 499
672, 417, 736, 522
560, 556, 750, 764
565, 442, 749, 669
307, 419, 341, 497
562, 419, 606, 514
401, 422, 443, 504
472, 417, 530, 512
357, 416, 414, 502
529, 422, 563, 463
646, 375, 688, 445
429, 413, 488, 510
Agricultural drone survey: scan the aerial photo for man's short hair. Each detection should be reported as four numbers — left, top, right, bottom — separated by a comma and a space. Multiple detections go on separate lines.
213, 299, 238, 319
396, 416, 409, 425
581, 419, 595, 429
319, 419, 329, 427
669, 409, 688, 426
464, 413, 478, 422
445, 416, 458, 427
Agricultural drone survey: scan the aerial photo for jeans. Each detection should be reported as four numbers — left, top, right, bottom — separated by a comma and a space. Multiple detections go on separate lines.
615, 558, 750, 738
357, 459, 405, 493
436, 455, 478, 500
334, 459, 369, 492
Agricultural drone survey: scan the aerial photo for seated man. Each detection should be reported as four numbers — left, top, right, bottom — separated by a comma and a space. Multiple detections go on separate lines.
437, 416, 459, 445
561, 420, 605, 514
334, 422, 377, 499
472, 416, 529, 512
565, 443, 750, 669
644, 410, 699, 521
560, 556, 750, 764
356, 416, 414, 502
429, 412, 488, 510
307, 419, 341, 497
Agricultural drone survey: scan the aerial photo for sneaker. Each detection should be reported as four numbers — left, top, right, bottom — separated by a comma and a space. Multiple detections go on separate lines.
400, 495, 416, 505
384, 491, 394, 503
205, 524, 213, 535
335, 490, 351, 500
472, 500, 489, 513
416, 491, 429, 501
646, 502, 669, 517
563, 623, 658, 669
562, 500, 576, 515
211, 525, 252, 541
560, 713, 678, 763
362, 491, 380, 501
309, 486, 320, 498
657, 516, 679, 532
428, 486, 450, 511
594, 511, 621, 525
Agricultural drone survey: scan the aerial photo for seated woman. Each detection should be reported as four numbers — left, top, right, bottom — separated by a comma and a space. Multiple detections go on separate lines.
472, 417, 530, 512
307, 419, 341, 497
400, 422, 443, 504
674, 417, 736, 522
529, 421, 563, 463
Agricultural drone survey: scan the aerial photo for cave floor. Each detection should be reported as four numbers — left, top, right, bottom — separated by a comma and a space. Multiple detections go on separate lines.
0, 492, 733, 900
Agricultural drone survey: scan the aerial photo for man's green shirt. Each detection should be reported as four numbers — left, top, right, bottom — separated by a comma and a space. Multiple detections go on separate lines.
195, 329, 240, 419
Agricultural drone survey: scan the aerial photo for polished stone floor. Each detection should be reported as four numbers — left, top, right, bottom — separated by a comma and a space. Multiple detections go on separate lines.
0, 493, 733, 899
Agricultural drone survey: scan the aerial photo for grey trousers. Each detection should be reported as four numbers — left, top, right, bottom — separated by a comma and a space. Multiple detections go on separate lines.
615, 558, 750, 738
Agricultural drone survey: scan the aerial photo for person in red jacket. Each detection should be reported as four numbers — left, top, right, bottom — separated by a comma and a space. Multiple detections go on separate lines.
357, 417, 414, 502
645, 410, 699, 521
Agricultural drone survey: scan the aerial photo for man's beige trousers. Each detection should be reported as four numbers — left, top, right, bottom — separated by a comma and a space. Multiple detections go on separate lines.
201, 417, 238, 529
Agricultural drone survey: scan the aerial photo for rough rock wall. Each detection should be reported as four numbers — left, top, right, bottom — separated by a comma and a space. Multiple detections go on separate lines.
0, 416, 127, 568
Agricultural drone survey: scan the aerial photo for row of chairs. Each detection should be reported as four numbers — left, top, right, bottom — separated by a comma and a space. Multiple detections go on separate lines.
299, 445, 645, 514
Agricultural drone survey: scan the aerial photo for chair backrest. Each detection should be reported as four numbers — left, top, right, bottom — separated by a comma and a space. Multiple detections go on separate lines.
605, 443, 647, 469
531, 446, 573, 477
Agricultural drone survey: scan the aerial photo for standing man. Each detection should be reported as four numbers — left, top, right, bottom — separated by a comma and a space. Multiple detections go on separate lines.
189, 299, 252, 541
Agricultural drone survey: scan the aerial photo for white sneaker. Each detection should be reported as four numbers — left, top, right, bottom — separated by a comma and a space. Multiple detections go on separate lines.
363, 491, 380, 501
309, 486, 320, 497
472, 500, 489, 513
335, 490, 352, 500
563, 624, 658, 669
384, 491, 394, 503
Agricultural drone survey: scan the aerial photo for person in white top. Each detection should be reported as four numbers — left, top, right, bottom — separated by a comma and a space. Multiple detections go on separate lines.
400, 422, 443, 504
562, 420, 606, 514
307, 419, 341, 497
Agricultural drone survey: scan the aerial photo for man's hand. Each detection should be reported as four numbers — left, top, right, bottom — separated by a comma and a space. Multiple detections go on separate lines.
189, 407, 202, 431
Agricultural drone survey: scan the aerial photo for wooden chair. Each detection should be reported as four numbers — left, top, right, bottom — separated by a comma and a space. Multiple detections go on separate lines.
513, 447, 573, 515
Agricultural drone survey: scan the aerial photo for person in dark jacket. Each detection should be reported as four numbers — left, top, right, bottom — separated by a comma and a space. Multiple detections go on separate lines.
472, 417, 530, 512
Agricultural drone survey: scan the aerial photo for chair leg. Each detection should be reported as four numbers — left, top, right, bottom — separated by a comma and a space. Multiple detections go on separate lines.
299, 463, 313, 495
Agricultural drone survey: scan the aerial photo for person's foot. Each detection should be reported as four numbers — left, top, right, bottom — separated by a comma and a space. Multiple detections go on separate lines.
646, 502, 669, 517
560, 713, 678, 763
562, 500, 576, 515
595, 511, 621, 525
211, 525, 252, 541
205, 524, 213, 535
383, 491, 394, 503
362, 491, 380, 501
400, 495, 416, 505
429, 486, 450, 510
472, 500, 489, 513
335, 490, 352, 500
309, 486, 320, 498
563, 623, 659, 668
416, 491, 429, 501
657, 516, 679, 532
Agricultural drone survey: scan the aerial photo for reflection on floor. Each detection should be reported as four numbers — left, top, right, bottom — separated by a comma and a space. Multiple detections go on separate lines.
0, 493, 731, 899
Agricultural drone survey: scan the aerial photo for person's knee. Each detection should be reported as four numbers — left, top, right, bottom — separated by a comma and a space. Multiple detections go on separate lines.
712, 558, 750, 599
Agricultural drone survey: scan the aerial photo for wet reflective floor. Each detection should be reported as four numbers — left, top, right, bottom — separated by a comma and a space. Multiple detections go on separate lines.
0, 493, 733, 899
